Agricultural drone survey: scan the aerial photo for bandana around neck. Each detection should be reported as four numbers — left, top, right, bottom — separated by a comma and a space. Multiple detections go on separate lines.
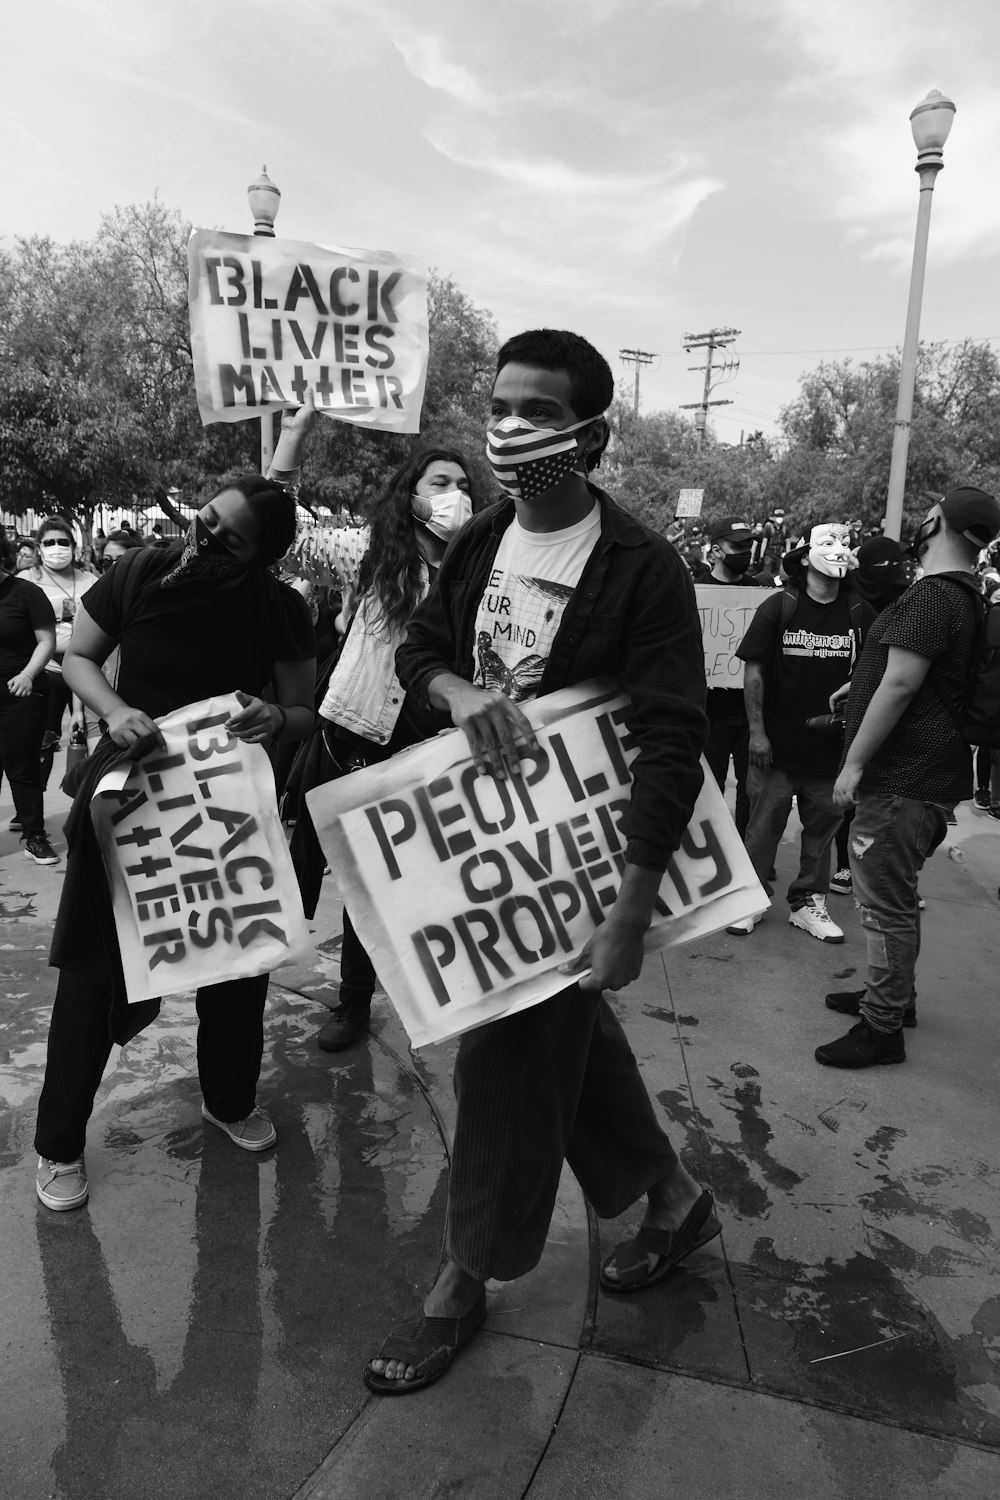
160, 515, 248, 589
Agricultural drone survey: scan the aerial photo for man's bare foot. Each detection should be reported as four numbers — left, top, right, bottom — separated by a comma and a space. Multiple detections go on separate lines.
369, 1260, 484, 1385
601, 1163, 705, 1286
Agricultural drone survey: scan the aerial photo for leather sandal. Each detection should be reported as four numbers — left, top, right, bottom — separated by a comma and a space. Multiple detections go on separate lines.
600, 1190, 721, 1294
363, 1293, 487, 1395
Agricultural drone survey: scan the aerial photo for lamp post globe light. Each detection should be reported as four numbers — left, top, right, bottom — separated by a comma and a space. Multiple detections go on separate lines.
247, 166, 281, 473
883, 90, 956, 541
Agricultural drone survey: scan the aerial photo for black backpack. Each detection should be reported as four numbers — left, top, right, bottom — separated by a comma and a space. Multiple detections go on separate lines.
928, 575, 1000, 749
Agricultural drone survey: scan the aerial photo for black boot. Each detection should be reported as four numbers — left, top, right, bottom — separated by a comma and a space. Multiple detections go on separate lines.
815, 1020, 905, 1068
825, 987, 917, 1028
317, 1006, 371, 1053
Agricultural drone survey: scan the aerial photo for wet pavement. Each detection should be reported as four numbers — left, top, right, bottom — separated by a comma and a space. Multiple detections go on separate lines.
3, 766, 1000, 1499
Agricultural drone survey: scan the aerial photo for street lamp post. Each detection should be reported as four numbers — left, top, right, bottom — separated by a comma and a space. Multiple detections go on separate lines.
883, 90, 956, 540
246, 165, 281, 474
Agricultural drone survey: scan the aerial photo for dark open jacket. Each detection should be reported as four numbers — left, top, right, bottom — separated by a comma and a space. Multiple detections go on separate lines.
395, 486, 708, 873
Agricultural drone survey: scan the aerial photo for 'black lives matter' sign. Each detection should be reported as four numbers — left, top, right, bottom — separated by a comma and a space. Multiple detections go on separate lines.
187, 229, 428, 433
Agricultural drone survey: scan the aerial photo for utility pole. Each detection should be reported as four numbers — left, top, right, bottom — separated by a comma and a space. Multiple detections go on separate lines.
619, 348, 656, 417
680, 327, 740, 442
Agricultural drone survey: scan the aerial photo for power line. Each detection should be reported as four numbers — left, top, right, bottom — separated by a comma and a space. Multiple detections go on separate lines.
679, 326, 740, 443
619, 348, 656, 416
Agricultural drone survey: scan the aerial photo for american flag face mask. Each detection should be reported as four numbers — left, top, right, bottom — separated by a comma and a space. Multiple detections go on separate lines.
486, 415, 597, 502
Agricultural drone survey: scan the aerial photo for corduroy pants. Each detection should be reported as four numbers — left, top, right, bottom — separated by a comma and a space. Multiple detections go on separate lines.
446, 982, 679, 1282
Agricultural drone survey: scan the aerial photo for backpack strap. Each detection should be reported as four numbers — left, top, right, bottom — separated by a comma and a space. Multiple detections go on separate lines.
776, 587, 797, 638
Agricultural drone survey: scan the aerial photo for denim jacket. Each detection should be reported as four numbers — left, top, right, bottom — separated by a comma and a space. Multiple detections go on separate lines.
319, 584, 425, 744
395, 487, 708, 871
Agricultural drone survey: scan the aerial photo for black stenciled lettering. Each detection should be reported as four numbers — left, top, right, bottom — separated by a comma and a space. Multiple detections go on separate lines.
594, 799, 629, 855
270, 319, 283, 360
180, 868, 225, 905
364, 799, 417, 881
498, 895, 557, 964
195, 762, 241, 800
170, 814, 211, 861
284, 263, 327, 314
548, 732, 586, 802
233, 900, 287, 948
537, 880, 582, 952
413, 786, 450, 862
114, 823, 161, 849
412, 925, 456, 1007
219, 364, 257, 407
205, 257, 225, 304
570, 811, 603, 864
375, 374, 404, 409
238, 311, 253, 359
157, 794, 196, 812
459, 764, 516, 835
454, 911, 514, 986
680, 819, 732, 898
506, 829, 554, 881
221, 256, 247, 306
364, 325, 394, 369
329, 266, 361, 317
188, 907, 234, 949
186, 712, 234, 762
378, 269, 402, 323
666, 855, 691, 907
459, 851, 513, 904
143, 929, 186, 968
142, 752, 185, 794
610, 704, 640, 756
291, 365, 309, 403
429, 775, 476, 857
125, 854, 171, 880
206, 806, 258, 858
109, 787, 148, 827
333, 322, 360, 364
259, 366, 287, 404
288, 320, 327, 359
315, 366, 334, 404
596, 711, 633, 787
135, 883, 181, 922
224, 856, 274, 894
554, 818, 583, 869
574, 861, 618, 925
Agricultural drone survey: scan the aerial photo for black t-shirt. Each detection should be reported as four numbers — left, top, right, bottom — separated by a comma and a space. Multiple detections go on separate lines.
844, 572, 979, 804
0, 573, 56, 686
83, 549, 315, 719
737, 586, 874, 773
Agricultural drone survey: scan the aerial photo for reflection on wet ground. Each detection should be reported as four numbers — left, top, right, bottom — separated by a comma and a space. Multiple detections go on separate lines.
3, 803, 1000, 1496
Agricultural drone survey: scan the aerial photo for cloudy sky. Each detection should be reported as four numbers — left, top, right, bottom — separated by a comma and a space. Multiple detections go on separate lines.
6, 0, 999, 441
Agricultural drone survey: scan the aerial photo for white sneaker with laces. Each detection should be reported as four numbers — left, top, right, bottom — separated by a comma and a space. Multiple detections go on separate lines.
726, 911, 765, 936
36, 1156, 89, 1211
201, 1104, 277, 1151
789, 894, 844, 944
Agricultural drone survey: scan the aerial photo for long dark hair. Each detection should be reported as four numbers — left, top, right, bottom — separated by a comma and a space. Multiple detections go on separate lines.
358, 446, 471, 634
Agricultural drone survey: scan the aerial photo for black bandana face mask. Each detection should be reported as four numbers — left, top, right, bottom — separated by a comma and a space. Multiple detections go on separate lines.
160, 514, 248, 589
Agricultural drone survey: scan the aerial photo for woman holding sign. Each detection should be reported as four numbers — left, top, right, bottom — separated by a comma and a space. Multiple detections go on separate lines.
33, 478, 316, 1212
271, 397, 474, 1053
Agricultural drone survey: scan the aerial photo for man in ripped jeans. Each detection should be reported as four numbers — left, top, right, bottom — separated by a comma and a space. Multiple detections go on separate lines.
816, 487, 1000, 1068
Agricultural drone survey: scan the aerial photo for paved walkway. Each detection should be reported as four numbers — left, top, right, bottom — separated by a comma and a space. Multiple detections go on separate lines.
2, 766, 1000, 1499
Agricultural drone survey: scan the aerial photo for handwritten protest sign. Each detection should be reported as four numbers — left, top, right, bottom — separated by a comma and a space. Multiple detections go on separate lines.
187, 230, 428, 433
308, 681, 766, 1047
695, 584, 766, 688
90, 695, 309, 1004
676, 488, 704, 518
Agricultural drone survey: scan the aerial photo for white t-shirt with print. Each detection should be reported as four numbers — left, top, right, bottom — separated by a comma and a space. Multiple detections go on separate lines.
472, 503, 601, 703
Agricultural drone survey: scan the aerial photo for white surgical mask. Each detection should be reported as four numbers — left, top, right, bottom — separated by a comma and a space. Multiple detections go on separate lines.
41, 543, 73, 570
413, 486, 472, 542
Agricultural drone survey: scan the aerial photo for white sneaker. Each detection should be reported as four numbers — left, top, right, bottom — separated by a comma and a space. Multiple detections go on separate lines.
201, 1104, 277, 1151
36, 1157, 89, 1211
726, 912, 765, 936
789, 895, 844, 944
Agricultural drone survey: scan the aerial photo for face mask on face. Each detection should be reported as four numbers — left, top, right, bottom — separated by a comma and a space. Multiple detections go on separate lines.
486, 415, 599, 502
412, 486, 472, 542
160, 513, 248, 590
808, 524, 853, 579
719, 548, 753, 575
41, 543, 73, 570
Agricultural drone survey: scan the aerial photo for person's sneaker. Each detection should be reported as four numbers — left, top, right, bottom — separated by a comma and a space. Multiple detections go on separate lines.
317, 1007, 371, 1052
815, 1020, 906, 1068
789, 894, 844, 943
36, 1157, 89, 1211
201, 1104, 277, 1151
24, 834, 59, 865
825, 987, 917, 1028
989, 805, 1000, 822
9, 816, 22, 832
974, 788, 991, 809
829, 867, 853, 895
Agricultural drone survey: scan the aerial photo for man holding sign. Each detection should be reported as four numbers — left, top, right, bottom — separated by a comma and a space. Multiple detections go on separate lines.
363, 330, 715, 1395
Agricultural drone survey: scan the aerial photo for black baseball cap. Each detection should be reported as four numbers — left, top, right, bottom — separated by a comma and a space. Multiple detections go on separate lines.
709, 517, 755, 544
940, 487, 1000, 548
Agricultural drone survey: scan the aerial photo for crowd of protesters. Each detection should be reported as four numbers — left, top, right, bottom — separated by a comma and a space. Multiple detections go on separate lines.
10, 325, 1000, 1402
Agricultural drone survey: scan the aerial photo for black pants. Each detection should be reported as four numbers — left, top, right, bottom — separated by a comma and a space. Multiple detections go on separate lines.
835, 805, 855, 869
39, 671, 72, 791
447, 985, 679, 1282
338, 909, 377, 1013
0, 684, 48, 838
34, 969, 269, 1163
704, 711, 751, 838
